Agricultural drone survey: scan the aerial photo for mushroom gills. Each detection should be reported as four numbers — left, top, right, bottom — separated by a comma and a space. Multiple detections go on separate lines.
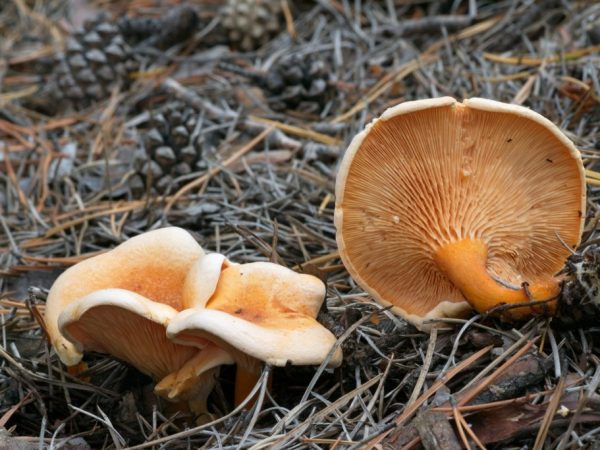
433, 238, 559, 316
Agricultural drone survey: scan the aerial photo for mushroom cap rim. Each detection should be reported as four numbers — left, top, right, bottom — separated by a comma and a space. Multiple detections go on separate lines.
167, 308, 342, 368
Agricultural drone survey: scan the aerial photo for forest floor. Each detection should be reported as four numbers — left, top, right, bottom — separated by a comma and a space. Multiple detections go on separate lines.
2, 0, 600, 448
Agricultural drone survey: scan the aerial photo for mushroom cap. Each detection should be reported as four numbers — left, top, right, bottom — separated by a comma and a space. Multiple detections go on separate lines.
58, 289, 199, 380
335, 97, 585, 327
168, 261, 342, 367
45, 227, 204, 365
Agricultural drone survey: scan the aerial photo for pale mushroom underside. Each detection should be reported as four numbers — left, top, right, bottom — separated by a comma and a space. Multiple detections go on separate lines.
335, 97, 585, 324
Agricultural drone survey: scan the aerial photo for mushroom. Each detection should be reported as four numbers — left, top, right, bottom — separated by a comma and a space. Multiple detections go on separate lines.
335, 97, 585, 327
154, 344, 234, 415
166, 256, 342, 404
46, 227, 227, 413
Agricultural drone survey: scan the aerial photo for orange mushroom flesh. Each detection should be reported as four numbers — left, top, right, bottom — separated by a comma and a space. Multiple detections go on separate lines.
335, 97, 585, 324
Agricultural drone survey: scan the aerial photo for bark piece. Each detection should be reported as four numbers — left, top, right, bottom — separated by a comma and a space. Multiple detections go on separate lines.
414, 410, 461, 450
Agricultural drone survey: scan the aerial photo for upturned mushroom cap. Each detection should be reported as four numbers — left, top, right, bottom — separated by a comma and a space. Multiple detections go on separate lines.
58, 289, 199, 381
168, 260, 342, 368
46, 227, 204, 367
335, 97, 585, 327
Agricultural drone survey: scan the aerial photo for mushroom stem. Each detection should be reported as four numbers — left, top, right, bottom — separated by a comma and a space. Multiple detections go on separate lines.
234, 365, 272, 408
434, 239, 559, 316
66, 361, 89, 377
234, 365, 261, 407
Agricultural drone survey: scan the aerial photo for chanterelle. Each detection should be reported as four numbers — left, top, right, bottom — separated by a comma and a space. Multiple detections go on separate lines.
335, 97, 585, 327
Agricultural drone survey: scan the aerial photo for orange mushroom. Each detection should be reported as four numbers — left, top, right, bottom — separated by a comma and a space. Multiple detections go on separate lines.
335, 97, 585, 327
46, 227, 228, 414
167, 257, 342, 405
154, 344, 234, 415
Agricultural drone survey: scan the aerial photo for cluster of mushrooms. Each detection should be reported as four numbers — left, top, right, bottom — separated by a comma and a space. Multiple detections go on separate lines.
46, 97, 586, 414
46, 227, 342, 416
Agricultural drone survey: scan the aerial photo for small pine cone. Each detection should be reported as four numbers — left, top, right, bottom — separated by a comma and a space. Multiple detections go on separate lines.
50, 18, 138, 110
117, 17, 161, 43
221, 0, 283, 51
134, 101, 204, 194
557, 246, 600, 327
117, 6, 198, 49
263, 54, 334, 114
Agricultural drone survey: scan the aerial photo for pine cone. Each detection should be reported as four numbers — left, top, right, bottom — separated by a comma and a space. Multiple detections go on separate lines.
263, 54, 334, 114
48, 7, 198, 112
118, 5, 198, 49
50, 17, 138, 110
221, 0, 283, 51
134, 101, 205, 194
557, 246, 600, 327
